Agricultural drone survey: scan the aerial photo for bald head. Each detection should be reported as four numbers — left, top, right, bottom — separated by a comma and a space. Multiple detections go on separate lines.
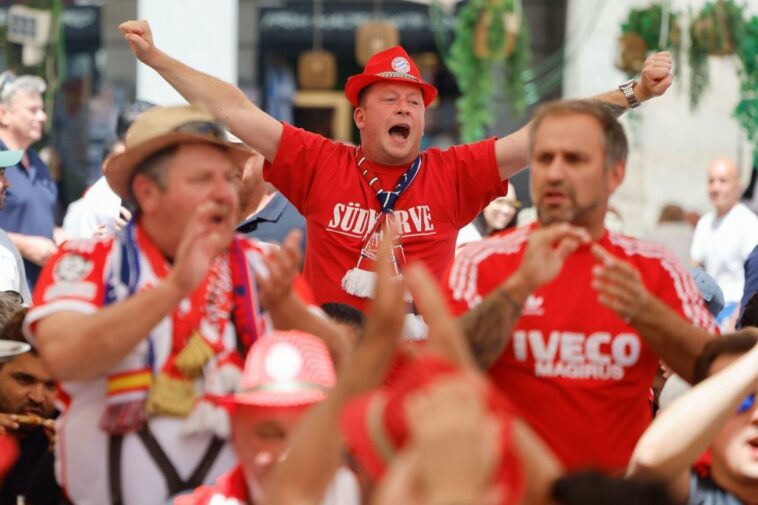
707, 158, 741, 216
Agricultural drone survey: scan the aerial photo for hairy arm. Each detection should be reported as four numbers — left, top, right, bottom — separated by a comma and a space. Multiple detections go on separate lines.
494, 52, 673, 180
458, 273, 530, 369
8, 232, 57, 267
628, 296, 714, 383
628, 333, 758, 502
591, 244, 715, 383
457, 225, 590, 369
119, 20, 282, 161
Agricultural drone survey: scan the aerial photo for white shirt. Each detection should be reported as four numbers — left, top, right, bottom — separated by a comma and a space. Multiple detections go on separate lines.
690, 203, 758, 302
0, 229, 31, 304
63, 176, 122, 239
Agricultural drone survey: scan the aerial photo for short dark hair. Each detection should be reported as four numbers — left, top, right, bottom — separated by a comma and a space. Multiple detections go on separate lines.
552, 471, 676, 505
692, 329, 758, 384
529, 100, 629, 172
321, 303, 366, 330
738, 290, 758, 329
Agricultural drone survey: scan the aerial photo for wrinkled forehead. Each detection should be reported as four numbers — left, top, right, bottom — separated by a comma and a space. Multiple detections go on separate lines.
532, 113, 605, 152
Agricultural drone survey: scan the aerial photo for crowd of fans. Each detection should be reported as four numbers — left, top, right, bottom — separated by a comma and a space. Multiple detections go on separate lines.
0, 17, 756, 505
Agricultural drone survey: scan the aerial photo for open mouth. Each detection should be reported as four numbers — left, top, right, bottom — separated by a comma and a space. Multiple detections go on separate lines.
388, 124, 410, 140
209, 204, 230, 225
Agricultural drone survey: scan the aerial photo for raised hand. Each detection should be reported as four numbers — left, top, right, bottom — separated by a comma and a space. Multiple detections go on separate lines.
591, 243, 651, 322
405, 374, 501, 505
0, 413, 19, 435
255, 230, 302, 312
638, 51, 674, 100
169, 201, 235, 295
515, 223, 590, 293
118, 20, 159, 66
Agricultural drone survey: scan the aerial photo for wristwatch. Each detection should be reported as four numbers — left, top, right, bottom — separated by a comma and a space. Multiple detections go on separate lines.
619, 79, 640, 109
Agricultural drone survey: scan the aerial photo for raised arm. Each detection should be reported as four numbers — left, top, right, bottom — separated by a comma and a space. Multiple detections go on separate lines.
265, 232, 405, 505
457, 224, 590, 368
118, 20, 283, 162
494, 51, 673, 181
32, 202, 232, 381
591, 243, 715, 383
627, 332, 758, 501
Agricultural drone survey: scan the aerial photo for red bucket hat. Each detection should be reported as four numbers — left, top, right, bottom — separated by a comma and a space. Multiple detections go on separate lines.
340, 357, 525, 504
344, 46, 438, 107
217, 330, 336, 410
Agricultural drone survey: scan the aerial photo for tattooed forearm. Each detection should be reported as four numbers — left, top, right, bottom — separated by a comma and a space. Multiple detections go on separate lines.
457, 287, 523, 369
592, 99, 626, 118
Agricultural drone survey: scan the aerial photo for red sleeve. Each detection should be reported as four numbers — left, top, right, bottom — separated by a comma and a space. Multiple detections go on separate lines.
263, 122, 347, 215
643, 248, 718, 333
25, 238, 112, 344
436, 137, 507, 229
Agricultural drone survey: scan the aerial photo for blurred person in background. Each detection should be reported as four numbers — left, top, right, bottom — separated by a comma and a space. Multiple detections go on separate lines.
644, 204, 693, 266
0, 149, 31, 304
176, 330, 358, 505
0, 305, 59, 505
0, 72, 61, 290
628, 330, 758, 505
691, 158, 758, 329
62, 100, 155, 239
457, 182, 521, 248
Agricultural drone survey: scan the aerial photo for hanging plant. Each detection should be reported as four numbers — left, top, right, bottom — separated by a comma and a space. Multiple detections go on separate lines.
617, 4, 682, 76
733, 14, 758, 157
447, 0, 531, 143
688, 0, 745, 109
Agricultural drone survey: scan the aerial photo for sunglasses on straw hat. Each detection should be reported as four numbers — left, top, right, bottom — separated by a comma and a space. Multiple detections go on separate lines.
103, 103, 253, 200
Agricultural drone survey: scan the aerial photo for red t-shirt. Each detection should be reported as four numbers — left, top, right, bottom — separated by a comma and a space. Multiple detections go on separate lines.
264, 124, 506, 309
443, 225, 716, 471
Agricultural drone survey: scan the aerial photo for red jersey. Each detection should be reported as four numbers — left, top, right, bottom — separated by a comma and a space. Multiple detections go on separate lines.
264, 124, 506, 309
444, 225, 716, 471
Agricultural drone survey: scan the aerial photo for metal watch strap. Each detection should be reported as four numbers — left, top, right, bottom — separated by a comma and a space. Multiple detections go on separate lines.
619, 79, 640, 109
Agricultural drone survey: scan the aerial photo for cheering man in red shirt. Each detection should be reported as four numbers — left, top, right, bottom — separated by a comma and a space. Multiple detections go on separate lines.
119, 21, 674, 311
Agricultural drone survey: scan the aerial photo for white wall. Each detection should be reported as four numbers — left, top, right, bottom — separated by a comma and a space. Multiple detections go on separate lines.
136, 0, 238, 106
564, 0, 757, 236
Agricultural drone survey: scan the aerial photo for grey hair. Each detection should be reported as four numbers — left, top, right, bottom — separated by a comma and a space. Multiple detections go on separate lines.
0, 73, 47, 106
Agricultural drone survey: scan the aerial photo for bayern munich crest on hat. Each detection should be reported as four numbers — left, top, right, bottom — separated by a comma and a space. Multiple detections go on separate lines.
391, 56, 411, 74
344, 46, 438, 107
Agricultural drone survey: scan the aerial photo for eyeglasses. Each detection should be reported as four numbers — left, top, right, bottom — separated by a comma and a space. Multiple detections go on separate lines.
737, 393, 756, 415
173, 121, 226, 140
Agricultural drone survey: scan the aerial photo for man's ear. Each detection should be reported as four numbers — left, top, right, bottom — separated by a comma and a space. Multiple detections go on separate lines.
354, 107, 366, 130
607, 161, 626, 194
0, 104, 9, 128
132, 174, 160, 214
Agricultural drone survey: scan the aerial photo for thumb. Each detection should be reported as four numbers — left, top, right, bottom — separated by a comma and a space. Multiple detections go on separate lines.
124, 33, 150, 52
554, 237, 580, 261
